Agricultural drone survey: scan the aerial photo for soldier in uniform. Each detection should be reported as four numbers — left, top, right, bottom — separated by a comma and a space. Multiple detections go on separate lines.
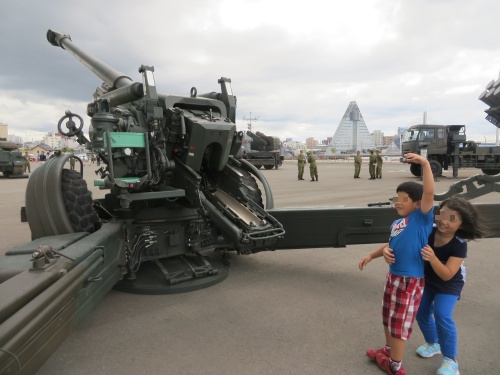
23, 152, 31, 173
354, 151, 362, 178
297, 150, 306, 180
307, 151, 318, 181
375, 150, 383, 179
69, 156, 76, 170
369, 150, 377, 180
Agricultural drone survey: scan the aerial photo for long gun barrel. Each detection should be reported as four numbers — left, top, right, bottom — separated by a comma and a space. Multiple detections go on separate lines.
47, 29, 133, 89
47, 29, 143, 105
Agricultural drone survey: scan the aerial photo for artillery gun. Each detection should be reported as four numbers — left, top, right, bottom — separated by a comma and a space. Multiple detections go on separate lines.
239, 131, 283, 169
1, 30, 500, 374
0, 138, 25, 177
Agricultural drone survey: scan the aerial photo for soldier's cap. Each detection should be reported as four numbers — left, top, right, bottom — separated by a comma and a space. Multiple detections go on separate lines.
306, 151, 311, 154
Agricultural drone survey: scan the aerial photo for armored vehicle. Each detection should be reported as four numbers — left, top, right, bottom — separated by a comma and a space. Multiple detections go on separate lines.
0, 138, 25, 177
240, 130, 283, 169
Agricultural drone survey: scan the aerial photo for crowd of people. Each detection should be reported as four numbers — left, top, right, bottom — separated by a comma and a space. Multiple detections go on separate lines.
296, 149, 384, 181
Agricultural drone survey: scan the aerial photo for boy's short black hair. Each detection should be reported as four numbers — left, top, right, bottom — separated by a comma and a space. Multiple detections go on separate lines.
396, 181, 423, 202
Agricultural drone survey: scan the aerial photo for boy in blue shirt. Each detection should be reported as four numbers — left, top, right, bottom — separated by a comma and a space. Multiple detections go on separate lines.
359, 153, 434, 375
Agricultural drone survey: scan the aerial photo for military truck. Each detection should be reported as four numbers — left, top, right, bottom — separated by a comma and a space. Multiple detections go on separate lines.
0, 138, 25, 177
400, 124, 500, 177
239, 130, 283, 169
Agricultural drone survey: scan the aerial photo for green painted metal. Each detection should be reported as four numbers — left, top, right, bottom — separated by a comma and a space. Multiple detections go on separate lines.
94, 177, 140, 186
103, 132, 146, 148
0, 223, 124, 374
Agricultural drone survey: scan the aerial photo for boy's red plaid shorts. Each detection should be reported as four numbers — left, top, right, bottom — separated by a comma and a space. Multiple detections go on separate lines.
382, 272, 424, 340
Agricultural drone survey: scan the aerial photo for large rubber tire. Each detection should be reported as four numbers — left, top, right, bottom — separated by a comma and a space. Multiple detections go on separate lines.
429, 160, 442, 177
410, 163, 421, 177
26, 155, 99, 239
254, 165, 262, 169
481, 168, 500, 175
264, 165, 274, 170
62, 169, 99, 233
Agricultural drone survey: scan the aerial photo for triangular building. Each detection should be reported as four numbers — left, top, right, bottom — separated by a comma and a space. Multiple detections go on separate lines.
326, 101, 375, 155
384, 141, 401, 155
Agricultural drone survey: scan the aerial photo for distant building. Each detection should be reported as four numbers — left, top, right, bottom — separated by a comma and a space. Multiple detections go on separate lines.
281, 139, 307, 157
305, 137, 318, 149
8, 134, 23, 145
0, 123, 8, 139
30, 143, 55, 159
383, 135, 394, 146
395, 127, 409, 149
384, 141, 401, 155
372, 130, 384, 147
326, 101, 375, 155
42, 131, 80, 150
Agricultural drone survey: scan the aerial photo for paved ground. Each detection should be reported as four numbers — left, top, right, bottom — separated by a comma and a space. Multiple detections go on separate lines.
2, 159, 500, 374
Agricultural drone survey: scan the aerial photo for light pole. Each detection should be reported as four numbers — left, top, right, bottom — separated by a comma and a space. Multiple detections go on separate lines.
243, 112, 259, 132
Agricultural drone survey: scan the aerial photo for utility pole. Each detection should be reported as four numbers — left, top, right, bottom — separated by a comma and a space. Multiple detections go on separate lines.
243, 112, 259, 132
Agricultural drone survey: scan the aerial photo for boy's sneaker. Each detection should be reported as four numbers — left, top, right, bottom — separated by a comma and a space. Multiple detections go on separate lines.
437, 357, 459, 375
375, 352, 407, 375
416, 342, 441, 358
366, 346, 390, 360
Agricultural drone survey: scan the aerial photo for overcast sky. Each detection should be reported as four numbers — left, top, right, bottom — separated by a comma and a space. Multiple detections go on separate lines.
1, 0, 500, 143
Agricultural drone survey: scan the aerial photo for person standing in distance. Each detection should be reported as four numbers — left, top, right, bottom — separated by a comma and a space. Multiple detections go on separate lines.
23, 152, 31, 173
354, 151, 362, 178
376, 150, 384, 179
359, 153, 435, 375
369, 150, 377, 180
297, 150, 306, 180
39, 151, 47, 164
307, 151, 318, 181
69, 156, 76, 170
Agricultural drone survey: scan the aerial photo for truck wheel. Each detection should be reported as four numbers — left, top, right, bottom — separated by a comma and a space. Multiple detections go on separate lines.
254, 165, 262, 169
429, 160, 442, 177
264, 165, 274, 170
410, 164, 421, 177
481, 168, 500, 175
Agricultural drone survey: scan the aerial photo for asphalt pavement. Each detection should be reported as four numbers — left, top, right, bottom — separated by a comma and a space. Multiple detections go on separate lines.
1, 159, 499, 374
